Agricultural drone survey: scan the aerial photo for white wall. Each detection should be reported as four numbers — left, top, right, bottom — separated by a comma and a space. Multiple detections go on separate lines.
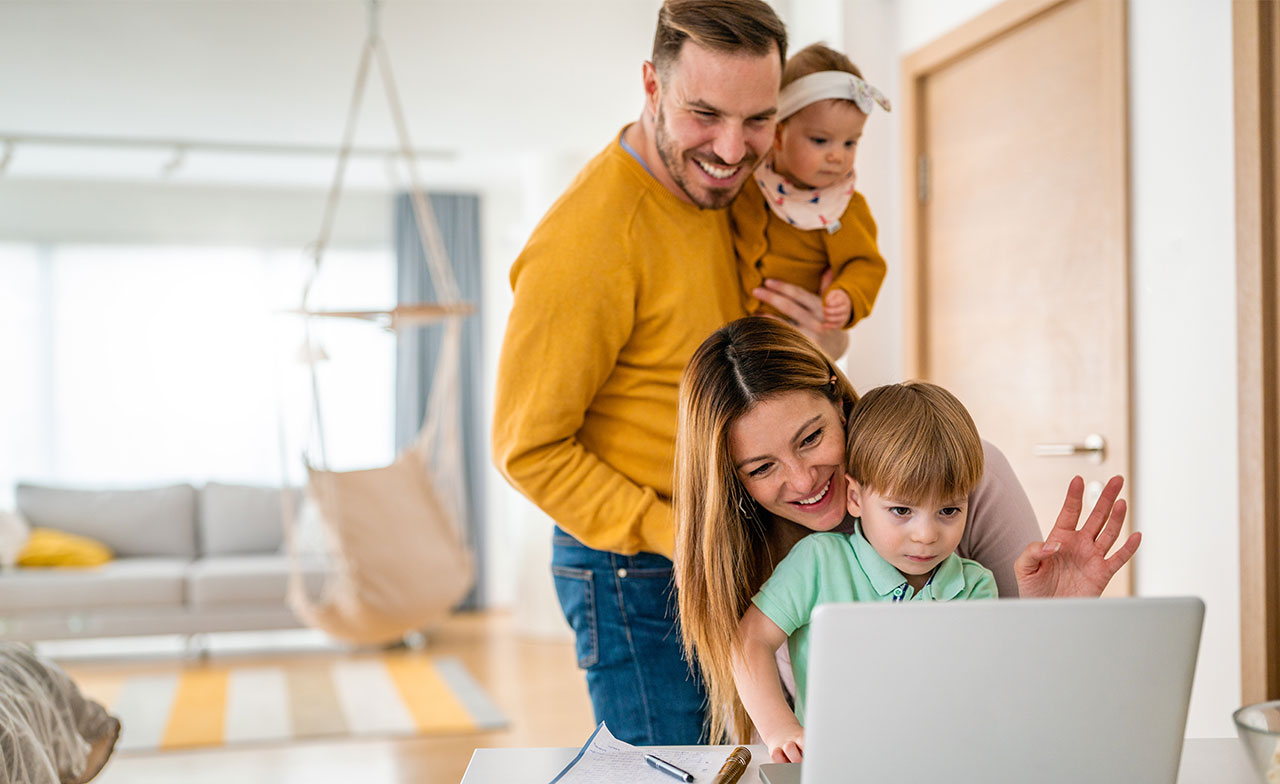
840, 0, 904, 390
786, 0, 846, 51
888, 0, 1241, 738
1127, 0, 1239, 740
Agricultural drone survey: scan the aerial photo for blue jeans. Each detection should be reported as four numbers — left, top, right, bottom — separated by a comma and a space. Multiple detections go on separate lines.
551, 527, 707, 745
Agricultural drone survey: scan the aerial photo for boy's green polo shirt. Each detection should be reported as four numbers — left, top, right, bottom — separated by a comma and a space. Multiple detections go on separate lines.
751, 526, 997, 723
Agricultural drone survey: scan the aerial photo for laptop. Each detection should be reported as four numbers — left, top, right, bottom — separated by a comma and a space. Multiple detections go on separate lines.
758, 597, 1203, 784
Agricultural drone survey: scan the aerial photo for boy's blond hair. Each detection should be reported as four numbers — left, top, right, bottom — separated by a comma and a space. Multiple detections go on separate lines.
845, 381, 984, 503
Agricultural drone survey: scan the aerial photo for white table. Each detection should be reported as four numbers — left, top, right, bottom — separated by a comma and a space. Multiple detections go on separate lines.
459, 739, 1254, 783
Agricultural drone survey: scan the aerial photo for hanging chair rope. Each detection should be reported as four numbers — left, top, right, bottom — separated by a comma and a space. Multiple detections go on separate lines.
302, 0, 463, 311
278, 0, 475, 645
375, 38, 460, 305
302, 22, 375, 314
298, 0, 470, 476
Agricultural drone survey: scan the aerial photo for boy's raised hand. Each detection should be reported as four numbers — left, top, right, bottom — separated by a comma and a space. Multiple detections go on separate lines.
1013, 475, 1141, 598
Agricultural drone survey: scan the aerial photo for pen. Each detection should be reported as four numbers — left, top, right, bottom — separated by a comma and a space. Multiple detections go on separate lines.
644, 752, 694, 782
710, 745, 751, 784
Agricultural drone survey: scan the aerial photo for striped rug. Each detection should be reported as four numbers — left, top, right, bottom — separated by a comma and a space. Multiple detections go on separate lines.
81, 654, 506, 751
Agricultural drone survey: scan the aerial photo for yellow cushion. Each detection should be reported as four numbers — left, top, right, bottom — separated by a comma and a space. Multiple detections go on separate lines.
17, 528, 113, 568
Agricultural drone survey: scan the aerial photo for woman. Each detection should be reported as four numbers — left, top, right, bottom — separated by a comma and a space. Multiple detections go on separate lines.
673, 317, 1140, 743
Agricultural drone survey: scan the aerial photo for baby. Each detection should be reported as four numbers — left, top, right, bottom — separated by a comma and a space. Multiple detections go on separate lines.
732, 43, 890, 331
731, 381, 996, 763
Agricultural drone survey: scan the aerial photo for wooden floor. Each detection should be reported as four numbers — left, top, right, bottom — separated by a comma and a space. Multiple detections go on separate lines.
58, 611, 596, 784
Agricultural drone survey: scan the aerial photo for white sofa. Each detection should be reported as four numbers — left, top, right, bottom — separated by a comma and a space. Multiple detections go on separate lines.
0, 482, 331, 642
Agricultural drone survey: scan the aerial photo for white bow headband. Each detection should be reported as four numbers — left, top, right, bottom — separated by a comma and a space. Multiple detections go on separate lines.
777, 71, 892, 121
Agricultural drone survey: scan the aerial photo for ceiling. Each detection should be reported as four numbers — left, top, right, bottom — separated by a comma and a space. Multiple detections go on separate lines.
0, 0, 667, 189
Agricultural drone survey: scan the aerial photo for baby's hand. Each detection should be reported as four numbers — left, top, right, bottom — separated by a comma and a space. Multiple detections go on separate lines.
766, 728, 806, 763
822, 288, 852, 330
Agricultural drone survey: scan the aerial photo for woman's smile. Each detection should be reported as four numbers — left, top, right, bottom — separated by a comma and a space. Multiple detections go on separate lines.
792, 477, 830, 506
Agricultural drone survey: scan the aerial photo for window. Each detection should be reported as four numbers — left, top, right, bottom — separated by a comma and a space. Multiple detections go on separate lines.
0, 243, 396, 508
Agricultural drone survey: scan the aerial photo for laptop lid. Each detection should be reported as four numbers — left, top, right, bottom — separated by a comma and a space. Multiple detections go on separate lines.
801, 597, 1204, 784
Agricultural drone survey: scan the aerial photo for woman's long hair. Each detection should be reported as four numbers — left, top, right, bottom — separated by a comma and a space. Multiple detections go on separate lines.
673, 317, 857, 743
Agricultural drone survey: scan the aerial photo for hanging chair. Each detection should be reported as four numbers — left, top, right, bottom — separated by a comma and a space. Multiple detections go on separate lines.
282, 0, 475, 646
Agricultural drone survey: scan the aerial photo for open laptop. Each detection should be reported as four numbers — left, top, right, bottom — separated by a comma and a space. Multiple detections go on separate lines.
759, 597, 1204, 784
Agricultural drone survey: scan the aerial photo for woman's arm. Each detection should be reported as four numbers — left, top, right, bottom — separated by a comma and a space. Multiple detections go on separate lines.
733, 606, 806, 763
1014, 475, 1141, 597
958, 440, 1041, 597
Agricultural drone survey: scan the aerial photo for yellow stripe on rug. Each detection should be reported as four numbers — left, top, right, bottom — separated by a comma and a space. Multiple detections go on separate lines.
161, 668, 229, 748
384, 655, 475, 733
107, 654, 505, 751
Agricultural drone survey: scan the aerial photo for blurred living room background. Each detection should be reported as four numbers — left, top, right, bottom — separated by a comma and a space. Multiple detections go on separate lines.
0, 0, 1256, 781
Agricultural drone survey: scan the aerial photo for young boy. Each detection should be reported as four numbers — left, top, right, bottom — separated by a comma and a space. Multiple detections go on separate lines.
731, 381, 996, 763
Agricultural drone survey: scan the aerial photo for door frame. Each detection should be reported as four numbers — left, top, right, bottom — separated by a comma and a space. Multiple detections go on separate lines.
1235, 0, 1280, 705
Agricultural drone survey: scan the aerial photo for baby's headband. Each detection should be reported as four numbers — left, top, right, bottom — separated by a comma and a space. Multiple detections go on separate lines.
777, 71, 892, 121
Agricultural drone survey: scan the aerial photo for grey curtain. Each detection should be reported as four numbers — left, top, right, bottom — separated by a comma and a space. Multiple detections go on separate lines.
394, 192, 484, 609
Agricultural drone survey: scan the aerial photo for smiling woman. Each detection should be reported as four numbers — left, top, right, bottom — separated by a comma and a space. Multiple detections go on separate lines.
672, 317, 1140, 744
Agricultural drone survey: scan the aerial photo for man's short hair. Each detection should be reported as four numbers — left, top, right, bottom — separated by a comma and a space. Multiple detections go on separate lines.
651, 0, 787, 82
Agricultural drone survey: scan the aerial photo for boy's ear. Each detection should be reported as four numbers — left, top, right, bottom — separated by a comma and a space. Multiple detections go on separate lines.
846, 475, 863, 516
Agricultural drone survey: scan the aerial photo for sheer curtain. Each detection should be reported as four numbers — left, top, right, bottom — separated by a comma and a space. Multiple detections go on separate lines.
394, 192, 485, 608
0, 242, 396, 508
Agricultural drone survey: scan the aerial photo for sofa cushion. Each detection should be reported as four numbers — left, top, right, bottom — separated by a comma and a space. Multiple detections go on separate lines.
15, 483, 197, 558
198, 483, 294, 556
17, 528, 113, 567
187, 554, 329, 608
0, 558, 188, 612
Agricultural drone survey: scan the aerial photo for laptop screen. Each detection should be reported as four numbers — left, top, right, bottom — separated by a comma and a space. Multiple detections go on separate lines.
799, 597, 1203, 784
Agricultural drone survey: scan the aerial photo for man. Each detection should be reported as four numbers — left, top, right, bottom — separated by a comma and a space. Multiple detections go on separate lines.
492, 0, 844, 745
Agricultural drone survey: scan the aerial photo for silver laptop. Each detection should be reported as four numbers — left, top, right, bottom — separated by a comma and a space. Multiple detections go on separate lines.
759, 597, 1203, 784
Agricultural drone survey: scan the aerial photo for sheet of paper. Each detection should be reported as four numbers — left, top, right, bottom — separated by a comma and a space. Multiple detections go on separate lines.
548, 723, 733, 783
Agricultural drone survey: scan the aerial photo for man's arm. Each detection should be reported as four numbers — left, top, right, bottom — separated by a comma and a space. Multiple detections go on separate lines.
492, 229, 673, 557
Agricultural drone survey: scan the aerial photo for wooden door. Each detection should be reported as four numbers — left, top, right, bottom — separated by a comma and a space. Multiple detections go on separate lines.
902, 0, 1132, 591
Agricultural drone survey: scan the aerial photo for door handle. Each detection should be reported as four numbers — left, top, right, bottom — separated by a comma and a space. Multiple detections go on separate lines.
1033, 433, 1106, 464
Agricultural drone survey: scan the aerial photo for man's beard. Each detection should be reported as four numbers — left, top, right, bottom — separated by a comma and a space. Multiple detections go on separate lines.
654, 104, 753, 210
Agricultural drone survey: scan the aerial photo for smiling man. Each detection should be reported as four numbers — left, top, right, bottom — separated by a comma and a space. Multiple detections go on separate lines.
639, 27, 778, 209
492, 0, 845, 745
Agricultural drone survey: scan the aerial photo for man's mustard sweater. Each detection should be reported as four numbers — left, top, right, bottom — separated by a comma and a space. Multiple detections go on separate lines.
492, 130, 745, 558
